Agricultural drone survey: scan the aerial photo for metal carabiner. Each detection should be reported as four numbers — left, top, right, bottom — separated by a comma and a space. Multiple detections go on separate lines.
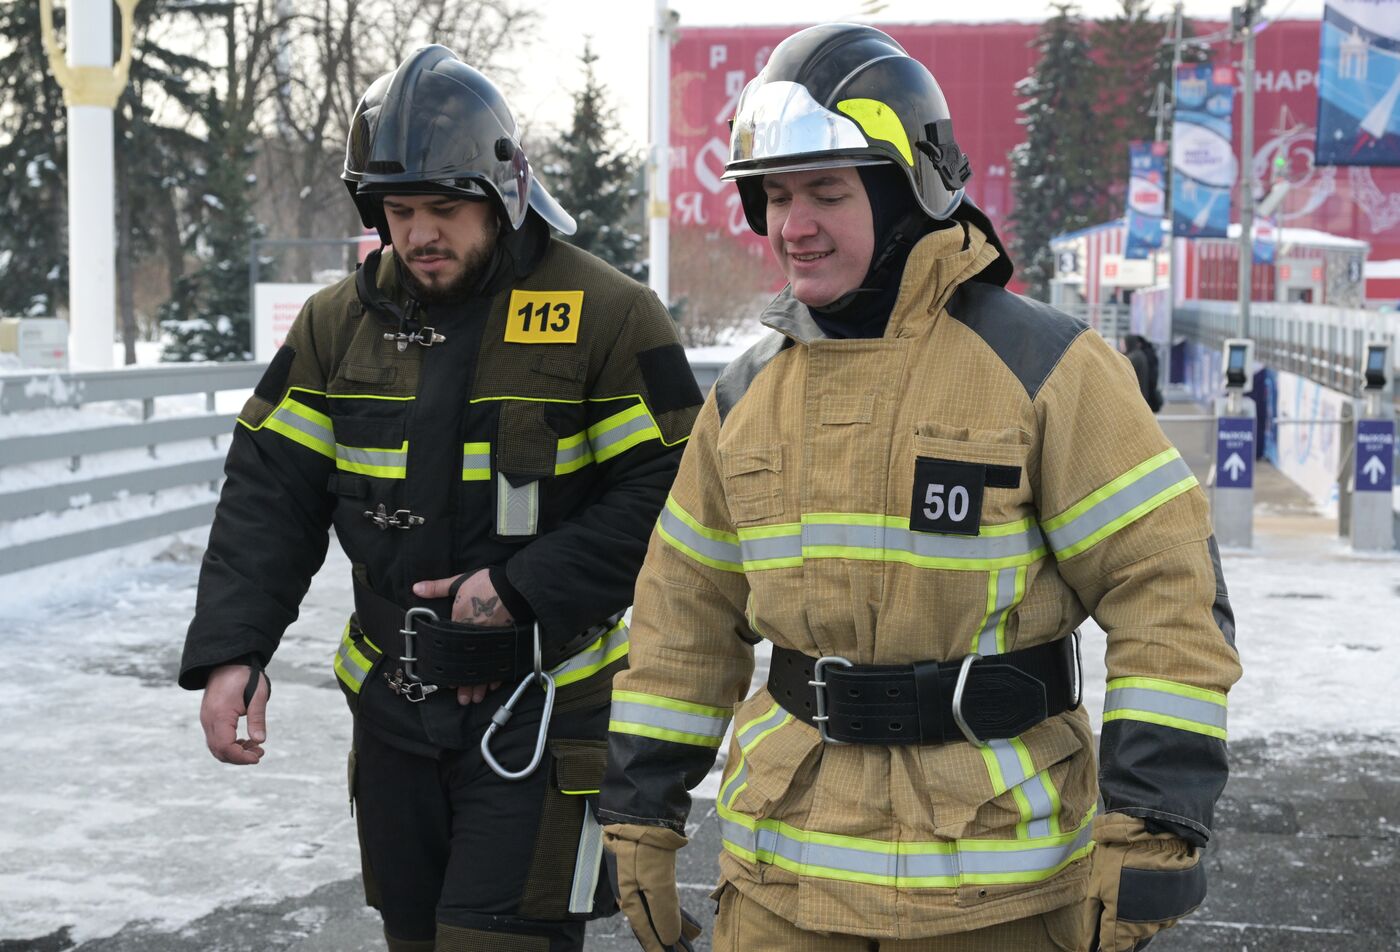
481, 622, 556, 781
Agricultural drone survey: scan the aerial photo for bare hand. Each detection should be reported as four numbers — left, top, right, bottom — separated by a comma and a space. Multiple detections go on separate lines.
200, 664, 270, 765
413, 568, 511, 705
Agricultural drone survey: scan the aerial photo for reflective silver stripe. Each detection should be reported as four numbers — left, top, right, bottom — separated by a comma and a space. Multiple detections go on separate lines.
591, 410, 656, 456
717, 808, 1093, 885
739, 520, 1046, 567
657, 501, 743, 569
1105, 685, 1228, 733
987, 739, 1027, 790
609, 700, 728, 741
1019, 775, 1058, 838
551, 621, 629, 688
976, 567, 1021, 655
462, 445, 491, 480
271, 402, 334, 450
736, 705, 789, 748
555, 439, 592, 470
336, 444, 407, 471
1044, 455, 1195, 557
568, 805, 604, 914
719, 758, 749, 810
496, 474, 539, 536
334, 636, 371, 693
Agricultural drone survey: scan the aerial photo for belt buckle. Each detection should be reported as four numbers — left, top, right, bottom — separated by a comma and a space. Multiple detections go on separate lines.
809, 655, 853, 744
385, 606, 440, 703
951, 653, 988, 748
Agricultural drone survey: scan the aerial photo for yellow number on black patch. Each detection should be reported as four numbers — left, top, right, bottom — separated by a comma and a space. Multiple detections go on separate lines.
505, 290, 584, 344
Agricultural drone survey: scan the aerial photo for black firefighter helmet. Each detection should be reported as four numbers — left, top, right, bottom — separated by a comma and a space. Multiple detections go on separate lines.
343, 45, 575, 242
722, 23, 1012, 284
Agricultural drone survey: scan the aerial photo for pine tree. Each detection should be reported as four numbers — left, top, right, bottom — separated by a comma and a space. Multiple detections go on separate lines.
0, 1, 69, 317
1009, 3, 1101, 300
1092, 0, 1172, 223
160, 1, 279, 362
544, 41, 646, 281
159, 97, 265, 362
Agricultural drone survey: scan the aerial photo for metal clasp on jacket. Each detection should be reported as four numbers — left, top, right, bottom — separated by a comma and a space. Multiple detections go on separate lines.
383, 327, 445, 351
385, 606, 439, 703
809, 655, 853, 744
481, 622, 556, 781
363, 503, 424, 530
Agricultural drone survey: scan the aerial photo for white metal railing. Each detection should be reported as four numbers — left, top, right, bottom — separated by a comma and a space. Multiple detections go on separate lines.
0, 360, 731, 575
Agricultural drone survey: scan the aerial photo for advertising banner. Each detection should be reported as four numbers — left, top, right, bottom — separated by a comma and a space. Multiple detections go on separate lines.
1317, 0, 1400, 165
1171, 64, 1237, 239
1125, 140, 1169, 259
253, 283, 328, 362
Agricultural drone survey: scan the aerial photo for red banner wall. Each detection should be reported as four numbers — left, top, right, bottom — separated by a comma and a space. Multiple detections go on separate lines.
669, 19, 1400, 293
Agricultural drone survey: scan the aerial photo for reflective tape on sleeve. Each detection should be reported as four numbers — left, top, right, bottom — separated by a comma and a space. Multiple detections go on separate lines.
254, 390, 335, 459
609, 690, 732, 747
551, 620, 630, 688
1104, 676, 1227, 739
657, 495, 744, 572
555, 431, 594, 475
332, 622, 381, 695
1042, 450, 1198, 560
589, 401, 663, 463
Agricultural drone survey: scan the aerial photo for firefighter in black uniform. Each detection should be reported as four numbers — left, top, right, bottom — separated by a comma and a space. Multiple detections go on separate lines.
178, 46, 701, 952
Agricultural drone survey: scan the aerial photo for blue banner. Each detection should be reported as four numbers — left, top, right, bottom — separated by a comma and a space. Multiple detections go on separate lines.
1171, 65, 1237, 239
1317, 1, 1400, 166
1125, 140, 1168, 259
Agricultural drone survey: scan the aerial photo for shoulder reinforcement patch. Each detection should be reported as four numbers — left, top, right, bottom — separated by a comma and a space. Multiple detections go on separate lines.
637, 343, 703, 415
716, 332, 790, 424
254, 345, 297, 404
945, 284, 1088, 401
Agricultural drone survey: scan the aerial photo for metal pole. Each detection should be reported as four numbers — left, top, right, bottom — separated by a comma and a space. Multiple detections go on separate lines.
647, 0, 672, 307
66, 0, 116, 369
1235, 1, 1260, 340
1165, 2, 1184, 387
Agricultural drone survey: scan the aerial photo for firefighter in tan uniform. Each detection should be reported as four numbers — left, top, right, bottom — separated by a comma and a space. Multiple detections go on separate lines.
597, 24, 1241, 952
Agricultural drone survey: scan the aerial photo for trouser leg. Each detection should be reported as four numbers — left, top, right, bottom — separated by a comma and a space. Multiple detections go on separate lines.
352, 693, 612, 952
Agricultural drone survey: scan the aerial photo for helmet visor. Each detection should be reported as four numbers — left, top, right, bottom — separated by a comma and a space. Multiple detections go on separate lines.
724, 80, 875, 179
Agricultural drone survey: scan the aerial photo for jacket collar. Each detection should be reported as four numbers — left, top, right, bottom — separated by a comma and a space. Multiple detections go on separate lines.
758, 222, 1002, 345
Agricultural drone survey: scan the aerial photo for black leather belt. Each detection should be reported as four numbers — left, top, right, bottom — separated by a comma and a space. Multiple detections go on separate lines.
767, 634, 1081, 746
353, 575, 536, 700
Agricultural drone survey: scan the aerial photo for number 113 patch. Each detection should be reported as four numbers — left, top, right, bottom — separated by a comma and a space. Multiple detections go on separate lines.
505, 290, 583, 344
910, 458, 986, 535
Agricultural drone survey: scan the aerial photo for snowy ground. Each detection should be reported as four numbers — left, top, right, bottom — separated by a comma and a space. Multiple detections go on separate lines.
0, 516, 1395, 944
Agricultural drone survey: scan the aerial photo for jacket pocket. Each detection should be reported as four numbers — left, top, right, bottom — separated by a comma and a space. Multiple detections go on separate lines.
717, 691, 820, 822
520, 739, 617, 920
719, 444, 784, 526
912, 421, 1032, 528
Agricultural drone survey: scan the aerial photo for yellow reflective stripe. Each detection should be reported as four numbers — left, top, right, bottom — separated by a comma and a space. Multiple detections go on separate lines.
332, 622, 379, 695
1042, 450, 1198, 559
335, 441, 408, 479
656, 495, 744, 572
716, 801, 1095, 888
326, 392, 414, 401
836, 98, 915, 165
736, 515, 1047, 572
248, 390, 335, 459
555, 430, 594, 475
470, 393, 691, 447
561, 788, 601, 796
610, 689, 731, 748
1104, 677, 1228, 739
589, 401, 662, 463
462, 441, 491, 480
551, 620, 630, 688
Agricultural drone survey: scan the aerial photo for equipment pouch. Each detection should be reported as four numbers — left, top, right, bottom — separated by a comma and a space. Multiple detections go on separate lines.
519, 739, 617, 921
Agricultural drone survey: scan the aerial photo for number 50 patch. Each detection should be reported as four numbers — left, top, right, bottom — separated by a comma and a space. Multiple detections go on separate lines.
505, 290, 583, 344
910, 458, 985, 535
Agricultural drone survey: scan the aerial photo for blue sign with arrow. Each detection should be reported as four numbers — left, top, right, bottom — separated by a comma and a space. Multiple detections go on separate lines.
1216, 417, 1255, 489
1355, 419, 1395, 493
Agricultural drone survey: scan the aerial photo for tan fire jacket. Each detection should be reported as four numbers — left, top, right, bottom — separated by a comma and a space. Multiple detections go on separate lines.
599, 224, 1241, 938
